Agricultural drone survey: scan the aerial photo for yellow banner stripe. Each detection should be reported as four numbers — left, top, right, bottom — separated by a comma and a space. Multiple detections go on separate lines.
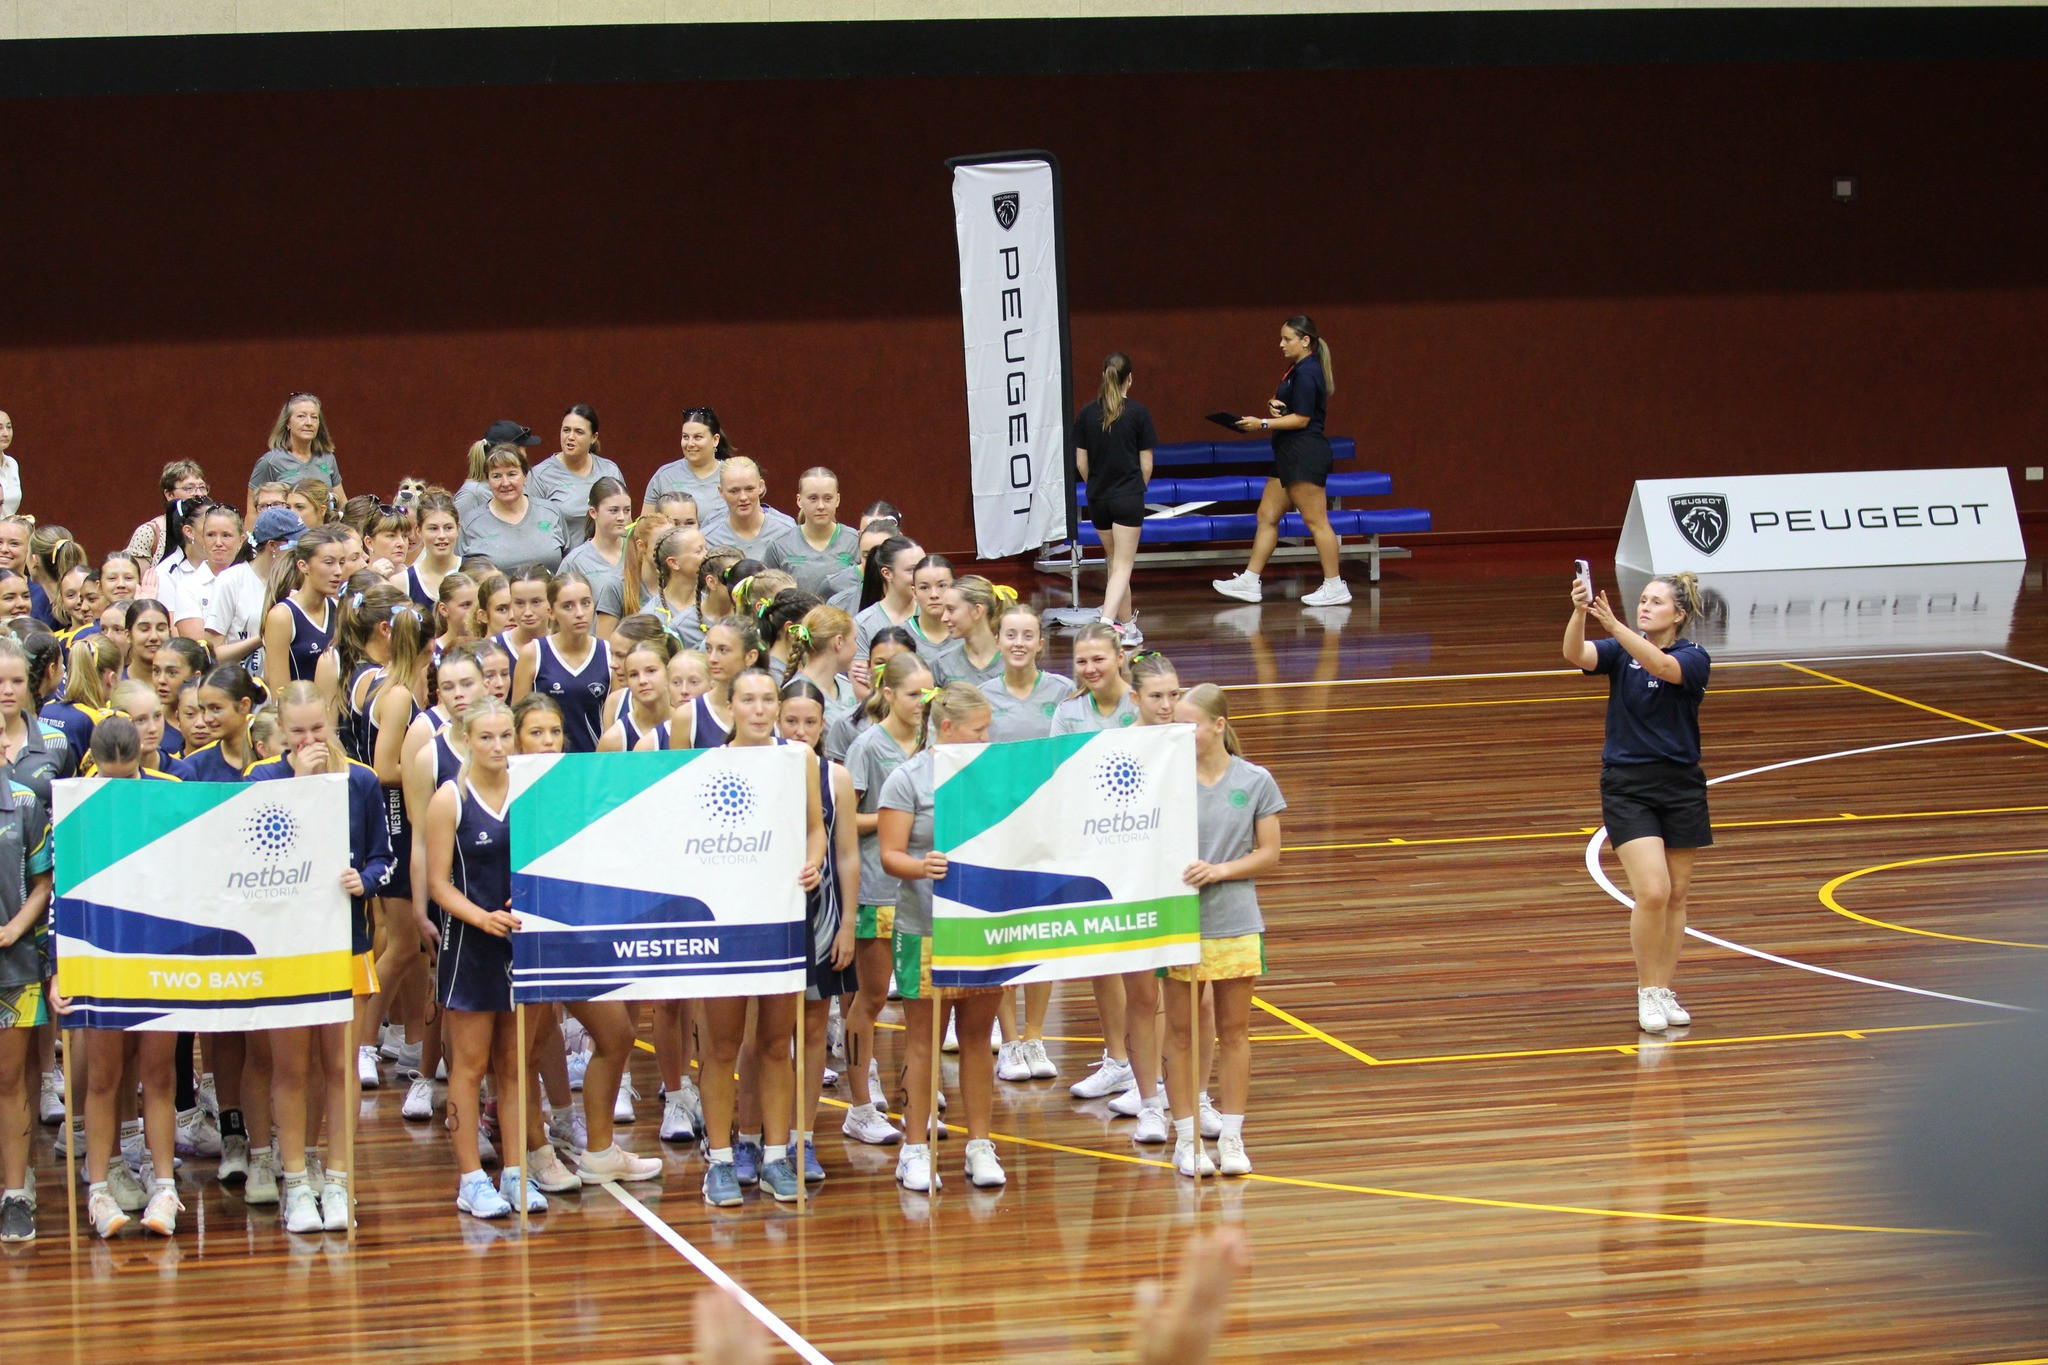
933, 933, 1198, 969
56, 951, 354, 1001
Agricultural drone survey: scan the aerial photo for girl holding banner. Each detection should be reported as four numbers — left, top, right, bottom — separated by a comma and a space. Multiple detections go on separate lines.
878, 681, 1006, 1194
698, 669, 826, 1208
247, 681, 394, 1233
1162, 685, 1285, 1179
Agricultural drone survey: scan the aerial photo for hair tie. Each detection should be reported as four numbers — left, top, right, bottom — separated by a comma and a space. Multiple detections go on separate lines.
993, 584, 1019, 610
349, 591, 364, 610
789, 623, 811, 645
918, 686, 942, 705
622, 519, 640, 537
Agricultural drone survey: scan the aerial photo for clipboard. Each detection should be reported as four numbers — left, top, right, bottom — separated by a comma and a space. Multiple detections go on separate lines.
1204, 412, 1244, 431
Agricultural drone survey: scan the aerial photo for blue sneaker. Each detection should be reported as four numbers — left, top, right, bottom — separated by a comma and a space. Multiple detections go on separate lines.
702, 1161, 743, 1208
801, 1139, 826, 1185
759, 1156, 801, 1203
499, 1168, 548, 1215
733, 1139, 762, 1187
456, 1172, 512, 1220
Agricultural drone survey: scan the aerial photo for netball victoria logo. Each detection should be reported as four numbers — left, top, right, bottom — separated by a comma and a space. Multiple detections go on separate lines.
1084, 747, 1160, 842
685, 769, 773, 863
231, 801, 313, 896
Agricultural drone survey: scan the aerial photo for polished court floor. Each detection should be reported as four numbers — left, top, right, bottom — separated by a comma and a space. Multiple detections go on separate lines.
16, 548, 2048, 1363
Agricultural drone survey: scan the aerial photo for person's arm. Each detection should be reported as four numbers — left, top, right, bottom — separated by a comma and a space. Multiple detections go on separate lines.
1237, 412, 1309, 434
1585, 591, 1684, 684
1185, 813, 1281, 888
314, 647, 341, 711
355, 770, 394, 896
1563, 576, 1599, 671
425, 784, 518, 936
799, 758, 825, 892
597, 721, 626, 753
1074, 444, 1090, 485
260, 601, 295, 697
829, 765, 860, 969
371, 683, 413, 786
511, 641, 538, 703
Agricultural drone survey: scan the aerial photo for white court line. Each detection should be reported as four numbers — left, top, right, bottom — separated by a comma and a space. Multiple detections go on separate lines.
1979, 650, 2048, 676
602, 1182, 835, 1365
1581, 726, 2048, 1013
1219, 650, 1996, 692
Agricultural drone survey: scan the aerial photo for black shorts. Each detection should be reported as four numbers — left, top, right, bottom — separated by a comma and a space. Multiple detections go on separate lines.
1088, 486, 1146, 531
1601, 761, 1713, 850
807, 957, 858, 1004
1271, 430, 1333, 488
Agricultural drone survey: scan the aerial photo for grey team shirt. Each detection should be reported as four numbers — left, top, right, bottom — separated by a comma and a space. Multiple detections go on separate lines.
979, 672, 1072, 743
846, 723, 916, 909
1193, 757, 1286, 938
876, 748, 938, 934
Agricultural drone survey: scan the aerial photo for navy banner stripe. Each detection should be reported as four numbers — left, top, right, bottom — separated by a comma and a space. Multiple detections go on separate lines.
511, 921, 804, 972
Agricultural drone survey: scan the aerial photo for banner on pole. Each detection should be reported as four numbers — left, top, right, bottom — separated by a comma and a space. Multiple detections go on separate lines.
931, 726, 1200, 989
508, 746, 808, 1003
53, 775, 354, 1031
952, 155, 1071, 558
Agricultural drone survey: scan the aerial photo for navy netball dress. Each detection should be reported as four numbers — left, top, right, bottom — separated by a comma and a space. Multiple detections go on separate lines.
533, 637, 612, 753
436, 781, 514, 1014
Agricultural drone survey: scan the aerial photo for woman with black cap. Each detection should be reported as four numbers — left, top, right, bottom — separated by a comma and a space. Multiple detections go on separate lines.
1212, 316, 1351, 608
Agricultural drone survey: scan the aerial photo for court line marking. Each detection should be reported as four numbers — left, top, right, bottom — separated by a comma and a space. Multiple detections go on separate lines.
602, 1181, 835, 1365
1251, 996, 1380, 1063
1979, 650, 2048, 677
1582, 726, 2048, 1012
1819, 851, 2048, 950
1216, 651, 1998, 693
1237, 682, 1841, 722
1312, 1021, 1988, 1068
1780, 662, 2048, 752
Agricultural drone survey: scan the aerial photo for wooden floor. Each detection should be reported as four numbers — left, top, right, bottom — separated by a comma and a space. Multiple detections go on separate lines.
19, 548, 2048, 1363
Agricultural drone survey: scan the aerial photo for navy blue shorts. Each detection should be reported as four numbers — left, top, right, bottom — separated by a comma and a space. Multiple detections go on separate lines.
1601, 761, 1712, 851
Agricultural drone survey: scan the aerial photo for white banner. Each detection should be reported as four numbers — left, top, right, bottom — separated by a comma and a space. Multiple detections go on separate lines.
953, 158, 1069, 558
1616, 468, 2023, 574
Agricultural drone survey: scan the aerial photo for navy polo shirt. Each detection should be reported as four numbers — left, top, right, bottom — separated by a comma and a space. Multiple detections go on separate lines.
1587, 636, 1709, 767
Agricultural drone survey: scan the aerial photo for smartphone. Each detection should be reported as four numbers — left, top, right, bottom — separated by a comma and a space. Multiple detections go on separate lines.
1574, 559, 1594, 600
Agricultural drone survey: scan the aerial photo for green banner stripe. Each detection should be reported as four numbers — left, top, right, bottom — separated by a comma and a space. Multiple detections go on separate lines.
931, 894, 1200, 960
56, 781, 244, 892
511, 749, 707, 866
935, 731, 1096, 848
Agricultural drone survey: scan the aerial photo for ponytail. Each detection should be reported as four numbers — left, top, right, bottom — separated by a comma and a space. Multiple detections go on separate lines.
919, 680, 990, 750
1180, 683, 1243, 757
864, 649, 932, 724
1098, 352, 1132, 430
1652, 571, 1703, 628
1284, 314, 1334, 397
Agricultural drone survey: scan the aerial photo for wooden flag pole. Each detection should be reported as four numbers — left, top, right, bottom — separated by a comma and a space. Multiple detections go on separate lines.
928, 988, 944, 1202
62, 1029, 77, 1247
345, 1022, 360, 1242
515, 1001, 529, 1236
792, 991, 807, 1211
1188, 974, 1204, 1189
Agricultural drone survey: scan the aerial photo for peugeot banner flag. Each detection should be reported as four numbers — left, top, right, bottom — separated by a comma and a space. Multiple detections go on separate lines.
951, 154, 1073, 559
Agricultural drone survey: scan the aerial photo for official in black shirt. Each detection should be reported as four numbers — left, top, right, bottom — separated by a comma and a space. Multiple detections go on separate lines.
1212, 314, 1352, 608
1073, 352, 1156, 646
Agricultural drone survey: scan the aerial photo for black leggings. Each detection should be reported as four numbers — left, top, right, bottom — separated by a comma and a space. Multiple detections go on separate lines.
175, 1032, 197, 1111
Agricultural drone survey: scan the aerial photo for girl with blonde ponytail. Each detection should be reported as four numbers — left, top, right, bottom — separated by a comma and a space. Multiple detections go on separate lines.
934, 575, 1013, 686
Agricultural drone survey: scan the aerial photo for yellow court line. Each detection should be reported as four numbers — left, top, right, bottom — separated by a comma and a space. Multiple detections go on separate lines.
1819, 850, 2048, 950
1362, 1021, 1989, 1067
1288, 802, 2048, 854
1237, 682, 1841, 722
1252, 995, 1380, 1064
633, 1030, 1315, 1051
1779, 662, 2048, 752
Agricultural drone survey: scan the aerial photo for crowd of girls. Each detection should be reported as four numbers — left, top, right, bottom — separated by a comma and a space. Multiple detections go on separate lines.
0, 388, 1363, 1245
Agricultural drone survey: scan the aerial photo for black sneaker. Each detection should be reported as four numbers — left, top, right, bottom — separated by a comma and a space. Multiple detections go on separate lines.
0, 1193, 34, 1243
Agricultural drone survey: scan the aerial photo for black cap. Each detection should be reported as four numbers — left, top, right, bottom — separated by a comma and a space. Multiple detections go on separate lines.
484, 420, 540, 447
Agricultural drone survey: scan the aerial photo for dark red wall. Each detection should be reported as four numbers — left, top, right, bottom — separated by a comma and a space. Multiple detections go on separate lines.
2, 60, 2043, 557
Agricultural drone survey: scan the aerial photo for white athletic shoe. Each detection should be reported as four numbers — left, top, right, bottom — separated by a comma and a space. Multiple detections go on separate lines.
243, 1152, 279, 1206
1637, 986, 1669, 1033
991, 1020, 1005, 1053
576, 1143, 663, 1184
140, 1183, 183, 1236
842, 1103, 903, 1146
319, 1181, 353, 1231
218, 1134, 251, 1183
89, 1187, 129, 1239
895, 1144, 938, 1193
402, 1070, 435, 1122
995, 1041, 1032, 1083
1174, 1138, 1217, 1179
1110, 1084, 1159, 1118
1118, 616, 1145, 649
963, 1138, 1006, 1188
565, 1049, 590, 1092
106, 1160, 148, 1213
283, 1180, 323, 1234
1131, 1103, 1171, 1145
867, 1059, 884, 1105
176, 1106, 223, 1158
197, 1075, 219, 1117
1216, 1132, 1252, 1177
613, 1081, 638, 1124
38, 1070, 63, 1125
826, 1011, 846, 1060
1199, 1096, 1223, 1140
532, 1146, 586, 1192
378, 1034, 421, 1070
1069, 1051, 1135, 1100
660, 1092, 697, 1143
1301, 577, 1352, 607
356, 1045, 381, 1089
548, 1108, 586, 1156
1656, 987, 1692, 1027
1212, 570, 1262, 604
1023, 1038, 1057, 1080
941, 1016, 959, 1053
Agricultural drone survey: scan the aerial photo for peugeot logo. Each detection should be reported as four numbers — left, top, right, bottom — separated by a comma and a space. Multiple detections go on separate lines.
1667, 493, 1729, 556
992, 192, 1019, 231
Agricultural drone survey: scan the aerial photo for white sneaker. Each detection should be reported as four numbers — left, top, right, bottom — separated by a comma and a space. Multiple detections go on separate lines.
532, 1146, 587, 1192
89, 1187, 129, 1239
120, 1128, 146, 1169
867, 1058, 884, 1106
842, 1103, 903, 1146
613, 1081, 638, 1124
991, 1020, 1006, 1053
38, 1070, 63, 1125
1174, 1138, 1217, 1178
1199, 1096, 1223, 1140
106, 1160, 148, 1213
565, 1049, 590, 1092
895, 1144, 938, 1193
1637, 986, 1669, 1033
963, 1138, 1006, 1188
995, 1041, 1032, 1083
1118, 616, 1144, 649
1069, 1052, 1134, 1100
1216, 1132, 1252, 1177
141, 1184, 183, 1236
1110, 1083, 1160, 1118
197, 1075, 219, 1117
826, 1012, 846, 1059
1302, 577, 1352, 607
548, 1108, 586, 1156
218, 1134, 250, 1183
1212, 570, 1262, 604
1023, 1038, 1057, 1079
379, 1034, 421, 1070
675, 1076, 704, 1131
319, 1181, 353, 1231
941, 1016, 959, 1053
1132, 1103, 1171, 1145
283, 1180, 323, 1234
659, 1092, 696, 1143
176, 1106, 222, 1157
576, 1143, 663, 1184
356, 1045, 380, 1089
1656, 987, 1692, 1027
402, 1070, 435, 1122
243, 1151, 279, 1205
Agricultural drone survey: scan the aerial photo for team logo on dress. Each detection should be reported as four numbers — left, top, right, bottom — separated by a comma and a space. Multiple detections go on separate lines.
1093, 751, 1146, 809
700, 772, 756, 827
1668, 494, 1729, 556
991, 192, 1019, 231
1229, 789, 1249, 809
243, 803, 298, 859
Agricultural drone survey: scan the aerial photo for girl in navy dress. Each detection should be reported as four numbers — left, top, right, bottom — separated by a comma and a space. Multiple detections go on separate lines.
259, 524, 352, 697
646, 615, 761, 753
512, 570, 611, 753
598, 634, 677, 753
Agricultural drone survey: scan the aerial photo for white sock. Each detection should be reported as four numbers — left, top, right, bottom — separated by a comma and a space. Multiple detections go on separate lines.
461, 1167, 485, 1184
2, 1188, 24, 1200
1220, 1113, 1244, 1138
1142, 1092, 1166, 1114
1173, 1117, 1195, 1142
708, 1146, 733, 1164
764, 1144, 788, 1163
738, 1131, 761, 1147
153, 1177, 174, 1193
